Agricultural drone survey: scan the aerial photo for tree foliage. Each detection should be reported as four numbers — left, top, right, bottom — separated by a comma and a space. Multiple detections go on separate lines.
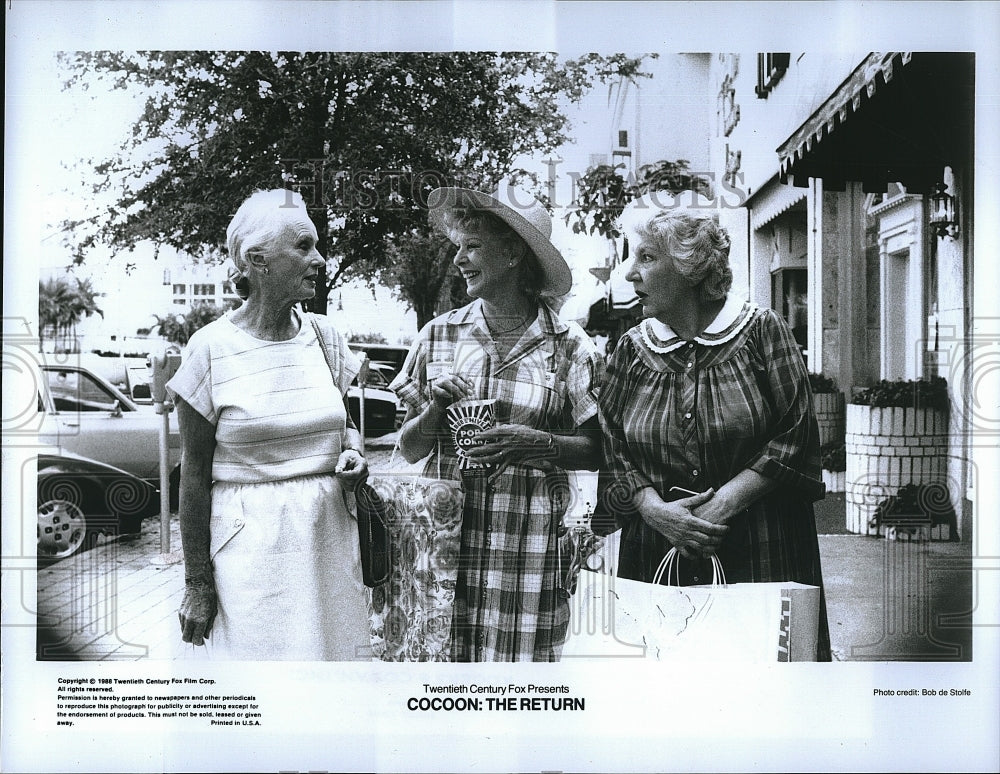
58, 51, 653, 317
153, 302, 235, 346
383, 229, 471, 330
564, 159, 712, 241
38, 276, 104, 352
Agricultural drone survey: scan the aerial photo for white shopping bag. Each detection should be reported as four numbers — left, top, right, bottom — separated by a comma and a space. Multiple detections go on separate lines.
562, 544, 820, 662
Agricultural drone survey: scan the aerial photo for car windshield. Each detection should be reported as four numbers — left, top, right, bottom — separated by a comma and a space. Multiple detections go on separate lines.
46, 369, 130, 412
354, 367, 390, 389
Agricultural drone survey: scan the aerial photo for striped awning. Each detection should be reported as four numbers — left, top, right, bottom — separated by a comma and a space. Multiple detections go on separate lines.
748, 178, 808, 231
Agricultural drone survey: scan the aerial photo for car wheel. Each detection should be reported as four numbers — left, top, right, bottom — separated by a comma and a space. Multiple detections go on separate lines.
37, 498, 92, 561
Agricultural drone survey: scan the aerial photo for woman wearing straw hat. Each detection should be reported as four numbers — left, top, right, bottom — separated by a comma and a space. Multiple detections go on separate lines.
390, 183, 604, 661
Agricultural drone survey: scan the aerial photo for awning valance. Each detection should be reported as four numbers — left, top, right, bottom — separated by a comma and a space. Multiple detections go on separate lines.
748, 177, 808, 231
776, 52, 974, 194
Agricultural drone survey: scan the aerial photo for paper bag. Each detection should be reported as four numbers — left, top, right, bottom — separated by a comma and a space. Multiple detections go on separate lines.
562, 545, 820, 662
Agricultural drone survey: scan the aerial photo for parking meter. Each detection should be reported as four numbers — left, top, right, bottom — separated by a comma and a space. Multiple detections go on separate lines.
150, 347, 182, 414
149, 346, 182, 557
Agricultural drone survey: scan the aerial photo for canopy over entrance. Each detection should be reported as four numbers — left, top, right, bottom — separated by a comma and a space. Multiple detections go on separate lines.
777, 53, 974, 194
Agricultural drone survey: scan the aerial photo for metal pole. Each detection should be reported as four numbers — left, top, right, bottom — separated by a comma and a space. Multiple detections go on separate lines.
159, 407, 171, 554
150, 349, 182, 566
358, 355, 368, 456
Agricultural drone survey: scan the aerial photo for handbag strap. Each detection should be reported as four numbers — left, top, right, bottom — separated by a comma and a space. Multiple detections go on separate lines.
311, 315, 338, 385
310, 315, 338, 381
653, 547, 727, 587
310, 315, 364, 460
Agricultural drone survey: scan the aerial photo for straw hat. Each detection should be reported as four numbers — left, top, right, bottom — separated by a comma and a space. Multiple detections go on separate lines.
427, 183, 572, 297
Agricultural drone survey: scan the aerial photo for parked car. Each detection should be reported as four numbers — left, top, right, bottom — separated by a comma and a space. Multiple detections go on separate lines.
37, 448, 160, 562
37, 362, 180, 482
36, 361, 180, 559
346, 362, 405, 437
347, 343, 410, 381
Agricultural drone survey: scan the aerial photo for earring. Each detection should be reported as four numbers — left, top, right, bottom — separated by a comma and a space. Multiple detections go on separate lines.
262, 265, 270, 275
508, 261, 515, 267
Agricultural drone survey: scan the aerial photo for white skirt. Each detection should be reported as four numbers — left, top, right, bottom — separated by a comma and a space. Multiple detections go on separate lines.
202, 473, 370, 661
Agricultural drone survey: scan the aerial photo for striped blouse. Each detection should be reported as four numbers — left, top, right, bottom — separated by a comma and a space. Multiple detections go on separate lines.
167, 311, 360, 484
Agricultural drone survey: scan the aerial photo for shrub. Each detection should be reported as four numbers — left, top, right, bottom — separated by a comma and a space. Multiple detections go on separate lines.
869, 482, 957, 534
90, 349, 150, 359
820, 442, 846, 472
850, 376, 948, 411
350, 331, 389, 344
808, 372, 839, 394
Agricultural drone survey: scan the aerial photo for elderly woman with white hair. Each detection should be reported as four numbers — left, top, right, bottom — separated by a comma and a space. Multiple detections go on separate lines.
167, 189, 371, 660
596, 191, 831, 660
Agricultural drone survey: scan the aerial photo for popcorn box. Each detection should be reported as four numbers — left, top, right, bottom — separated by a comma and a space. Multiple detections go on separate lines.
446, 399, 496, 469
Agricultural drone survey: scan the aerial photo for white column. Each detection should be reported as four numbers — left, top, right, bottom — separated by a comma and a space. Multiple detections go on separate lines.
807, 178, 823, 371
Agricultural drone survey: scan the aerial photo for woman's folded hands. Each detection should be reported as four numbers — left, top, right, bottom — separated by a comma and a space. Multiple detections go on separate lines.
635, 487, 729, 560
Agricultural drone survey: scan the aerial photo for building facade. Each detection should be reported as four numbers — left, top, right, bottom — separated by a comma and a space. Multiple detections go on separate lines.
709, 52, 976, 537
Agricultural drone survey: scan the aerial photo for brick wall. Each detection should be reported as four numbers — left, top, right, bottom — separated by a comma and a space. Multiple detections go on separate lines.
845, 405, 949, 535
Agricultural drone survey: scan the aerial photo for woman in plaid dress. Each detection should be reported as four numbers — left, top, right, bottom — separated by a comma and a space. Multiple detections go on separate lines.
597, 191, 832, 661
390, 184, 604, 662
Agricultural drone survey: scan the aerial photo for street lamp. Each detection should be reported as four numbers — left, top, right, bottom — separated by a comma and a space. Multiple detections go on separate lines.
928, 182, 958, 239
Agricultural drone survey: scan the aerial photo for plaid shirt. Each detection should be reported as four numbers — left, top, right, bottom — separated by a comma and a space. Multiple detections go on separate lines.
391, 299, 603, 661
599, 298, 827, 587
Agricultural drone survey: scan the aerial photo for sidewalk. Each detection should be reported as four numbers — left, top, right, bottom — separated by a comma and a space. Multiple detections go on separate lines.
35, 486, 973, 662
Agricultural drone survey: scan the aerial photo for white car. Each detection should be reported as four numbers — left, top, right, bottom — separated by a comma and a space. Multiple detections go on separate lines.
34, 361, 180, 560
37, 362, 181, 486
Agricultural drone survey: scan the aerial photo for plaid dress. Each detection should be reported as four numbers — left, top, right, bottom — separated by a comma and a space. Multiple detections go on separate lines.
598, 296, 832, 660
390, 299, 603, 661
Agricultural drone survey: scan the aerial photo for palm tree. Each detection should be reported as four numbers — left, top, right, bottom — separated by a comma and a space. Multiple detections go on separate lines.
66, 277, 104, 352
38, 276, 104, 352
39, 277, 71, 351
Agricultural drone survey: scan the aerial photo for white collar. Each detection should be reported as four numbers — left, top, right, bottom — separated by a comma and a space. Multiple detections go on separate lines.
641, 295, 757, 354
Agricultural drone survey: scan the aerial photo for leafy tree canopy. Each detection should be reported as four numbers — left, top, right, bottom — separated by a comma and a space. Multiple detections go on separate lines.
58, 51, 653, 314
563, 158, 712, 242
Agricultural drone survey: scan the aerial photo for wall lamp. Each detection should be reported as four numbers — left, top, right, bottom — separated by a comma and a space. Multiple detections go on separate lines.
928, 182, 959, 239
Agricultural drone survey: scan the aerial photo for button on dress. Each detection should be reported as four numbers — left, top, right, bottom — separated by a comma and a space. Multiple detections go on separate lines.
598, 297, 832, 661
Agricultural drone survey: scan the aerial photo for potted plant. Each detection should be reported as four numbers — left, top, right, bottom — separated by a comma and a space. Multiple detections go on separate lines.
869, 482, 958, 541
820, 441, 846, 494
844, 377, 949, 535
809, 373, 845, 448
